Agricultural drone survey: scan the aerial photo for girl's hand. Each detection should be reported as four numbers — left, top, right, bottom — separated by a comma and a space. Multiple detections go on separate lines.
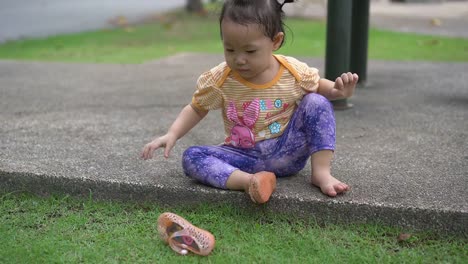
141, 133, 177, 160
330, 72, 359, 100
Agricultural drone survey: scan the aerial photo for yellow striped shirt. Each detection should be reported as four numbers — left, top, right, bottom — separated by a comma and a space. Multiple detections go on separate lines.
191, 54, 320, 144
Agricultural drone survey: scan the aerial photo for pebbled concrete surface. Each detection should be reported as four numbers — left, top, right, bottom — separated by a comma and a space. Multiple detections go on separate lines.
1, 53, 467, 236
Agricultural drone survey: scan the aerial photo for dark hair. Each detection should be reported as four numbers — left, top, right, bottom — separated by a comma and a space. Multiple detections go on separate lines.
219, 0, 295, 48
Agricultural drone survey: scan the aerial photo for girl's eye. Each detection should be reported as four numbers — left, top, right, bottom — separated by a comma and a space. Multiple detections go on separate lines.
246, 50, 256, 54
226, 49, 234, 52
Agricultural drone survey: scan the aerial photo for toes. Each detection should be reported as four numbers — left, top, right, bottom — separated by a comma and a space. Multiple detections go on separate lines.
323, 185, 338, 197
343, 183, 350, 191
323, 183, 349, 197
335, 183, 350, 194
336, 183, 348, 193
312, 175, 349, 197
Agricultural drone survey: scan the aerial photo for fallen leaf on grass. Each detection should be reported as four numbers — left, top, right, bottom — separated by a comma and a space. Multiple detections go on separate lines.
108, 15, 129, 27
417, 39, 440, 46
397, 233, 412, 242
124, 27, 134, 33
430, 18, 442, 27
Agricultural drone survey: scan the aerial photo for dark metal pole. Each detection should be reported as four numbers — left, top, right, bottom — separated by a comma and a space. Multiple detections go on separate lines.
325, 0, 353, 110
350, 0, 370, 86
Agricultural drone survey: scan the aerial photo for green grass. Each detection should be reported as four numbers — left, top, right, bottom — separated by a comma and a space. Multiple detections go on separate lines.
0, 11, 466, 63
1, 193, 467, 263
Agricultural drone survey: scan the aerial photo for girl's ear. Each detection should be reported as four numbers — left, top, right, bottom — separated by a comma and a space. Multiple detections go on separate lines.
272, 32, 284, 51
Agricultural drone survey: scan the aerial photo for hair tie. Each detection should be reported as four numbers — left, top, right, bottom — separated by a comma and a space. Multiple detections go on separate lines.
280, 0, 294, 10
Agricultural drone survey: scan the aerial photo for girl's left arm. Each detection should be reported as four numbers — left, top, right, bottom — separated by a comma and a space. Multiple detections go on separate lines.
317, 72, 359, 101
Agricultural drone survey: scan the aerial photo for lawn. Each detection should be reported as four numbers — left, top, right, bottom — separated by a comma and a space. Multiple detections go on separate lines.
1, 193, 467, 263
0, 11, 466, 63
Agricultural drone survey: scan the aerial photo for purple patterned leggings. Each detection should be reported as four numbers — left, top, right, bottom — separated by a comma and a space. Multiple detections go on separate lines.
182, 93, 335, 189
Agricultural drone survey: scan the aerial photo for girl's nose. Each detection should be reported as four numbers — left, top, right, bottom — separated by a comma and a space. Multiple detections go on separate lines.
235, 55, 246, 65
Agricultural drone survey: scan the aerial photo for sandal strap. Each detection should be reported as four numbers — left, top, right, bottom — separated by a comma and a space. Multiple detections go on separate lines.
168, 229, 199, 254
170, 229, 190, 239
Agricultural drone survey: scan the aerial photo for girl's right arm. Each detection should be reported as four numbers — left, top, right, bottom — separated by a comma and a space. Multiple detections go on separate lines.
140, 104, 208, 159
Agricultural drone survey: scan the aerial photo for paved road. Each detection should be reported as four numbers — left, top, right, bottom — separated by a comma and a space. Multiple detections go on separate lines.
0, 0, 185, 43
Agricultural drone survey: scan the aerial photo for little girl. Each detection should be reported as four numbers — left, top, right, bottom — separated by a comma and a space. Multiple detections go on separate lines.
141, 0, 358, 204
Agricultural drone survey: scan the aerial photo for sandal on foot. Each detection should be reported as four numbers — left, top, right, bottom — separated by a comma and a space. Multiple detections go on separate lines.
157, 212, 215, 256
248, 171, 276, 204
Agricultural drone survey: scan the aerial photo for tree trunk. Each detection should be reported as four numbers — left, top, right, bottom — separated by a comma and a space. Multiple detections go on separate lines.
186, 0, 204, 13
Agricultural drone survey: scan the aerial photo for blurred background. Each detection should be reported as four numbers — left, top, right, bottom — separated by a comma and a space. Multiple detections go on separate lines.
0, 0, 465, 64
1, 0, 467, 44
0, 0, 190, 43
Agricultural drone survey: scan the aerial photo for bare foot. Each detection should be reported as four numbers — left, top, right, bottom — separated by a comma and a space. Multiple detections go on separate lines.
311, 172, 349, 197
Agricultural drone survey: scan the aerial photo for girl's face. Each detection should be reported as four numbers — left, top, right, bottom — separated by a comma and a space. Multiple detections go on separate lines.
221, 19, 283, 83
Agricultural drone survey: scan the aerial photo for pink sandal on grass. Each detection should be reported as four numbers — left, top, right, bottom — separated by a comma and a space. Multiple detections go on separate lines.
157, 212, 215, 256
247, 171, 277, 204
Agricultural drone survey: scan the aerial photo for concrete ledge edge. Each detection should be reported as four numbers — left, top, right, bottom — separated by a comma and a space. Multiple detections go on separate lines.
1, 170, 466, 237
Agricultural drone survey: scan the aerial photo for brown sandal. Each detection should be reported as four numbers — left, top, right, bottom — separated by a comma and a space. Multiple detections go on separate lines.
247, 171, 276, 204
157, 212, 215, 256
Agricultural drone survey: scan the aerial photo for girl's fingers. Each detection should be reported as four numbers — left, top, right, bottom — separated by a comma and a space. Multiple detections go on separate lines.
147, 146, 155, 159
353, 73, 359, 84
335, 76, 343, 89
336, 72, 359, 89
341, 73, 349, 84
331, 72, 359, 99
347, 72, 354, 83
163, 139, 176, 158
142, 141, 160, 160
164, 145, 171, 158
142, 145, 152, 160
140, 146, 148, 159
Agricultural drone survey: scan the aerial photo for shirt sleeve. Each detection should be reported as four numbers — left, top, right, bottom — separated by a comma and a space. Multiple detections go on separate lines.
191, 69, 224, 112
298, 64, 320, 94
